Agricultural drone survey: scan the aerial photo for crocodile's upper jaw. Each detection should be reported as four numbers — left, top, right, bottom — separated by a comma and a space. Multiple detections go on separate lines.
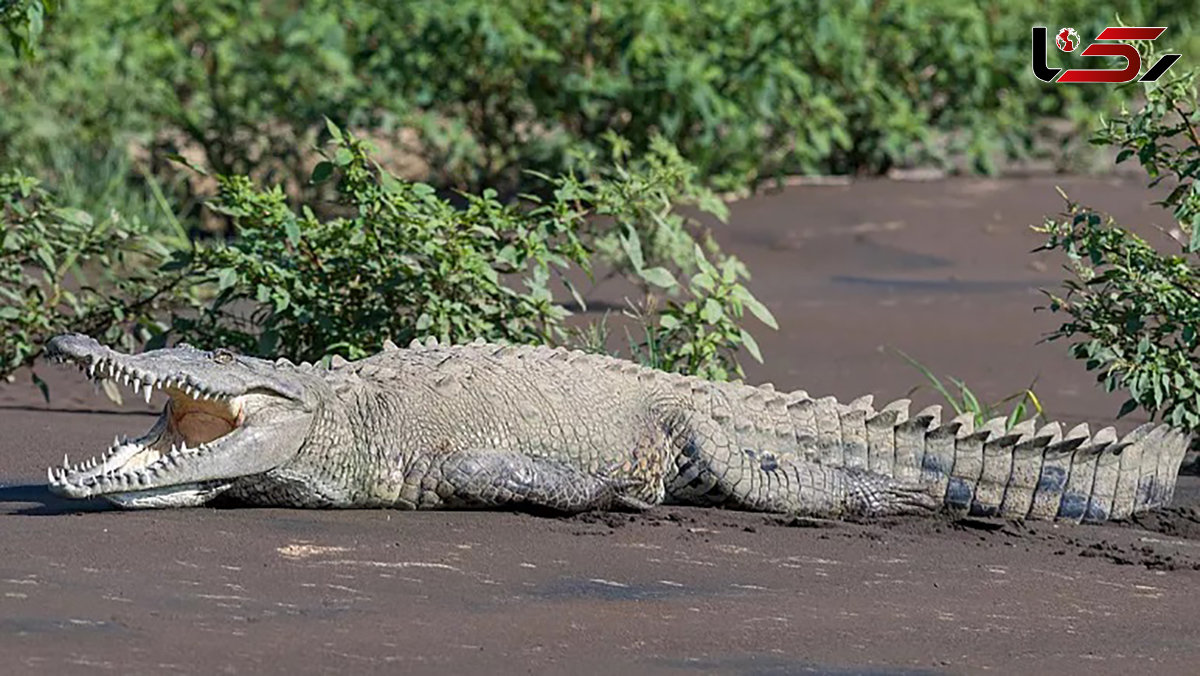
43, 334, 315, 508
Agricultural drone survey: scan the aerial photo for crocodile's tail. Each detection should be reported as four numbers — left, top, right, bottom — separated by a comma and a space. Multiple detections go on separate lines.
783, 393, 1191, 523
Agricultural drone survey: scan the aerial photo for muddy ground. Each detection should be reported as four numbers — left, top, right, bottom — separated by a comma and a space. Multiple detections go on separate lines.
2, 176, 1199, 675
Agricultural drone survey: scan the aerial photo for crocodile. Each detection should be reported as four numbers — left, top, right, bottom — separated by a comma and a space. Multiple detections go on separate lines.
42, 332, 1190, 522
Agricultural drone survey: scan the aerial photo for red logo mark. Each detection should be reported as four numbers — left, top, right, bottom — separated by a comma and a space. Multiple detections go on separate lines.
1032, 26, 1182, 84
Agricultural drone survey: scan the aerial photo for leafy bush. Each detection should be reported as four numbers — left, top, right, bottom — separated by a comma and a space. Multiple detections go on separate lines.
170, 123, 590, 360
4, 0, 1196, 216
348, 0, 1200, 189
1035, 43, 1199, 432
2, 127, 777, 388
163, 125, 775, 378
0, 169, 193, 398
622, 247, 778, 381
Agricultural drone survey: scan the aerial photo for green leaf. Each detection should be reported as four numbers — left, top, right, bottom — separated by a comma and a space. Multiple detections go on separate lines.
639, 267, 677, 288
216, 267, 238, 291
736, 289, 778, 329
284, 219, 301, 245
620, 228, 645, 272
694, 244, 717, 278
324, 116, 344, 143
55, 207, 93, 227
311, 161, 335, 184
701, 298, 723, 323
166, 153, 209, 175
740, 328, 763, 362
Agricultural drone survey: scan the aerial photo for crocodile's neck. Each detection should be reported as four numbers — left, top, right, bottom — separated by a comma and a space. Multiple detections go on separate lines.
226, 376, 381, 507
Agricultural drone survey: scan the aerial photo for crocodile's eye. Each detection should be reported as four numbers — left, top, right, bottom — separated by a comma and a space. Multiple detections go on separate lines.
212, 349, 235, 365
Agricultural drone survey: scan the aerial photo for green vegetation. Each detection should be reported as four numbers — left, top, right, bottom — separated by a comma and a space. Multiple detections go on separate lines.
1036, 39, 1199, 434
0, 169, 194, 398
897, 350, 1044, 430
1, 125, 776, 395
3, 1, 1196, 211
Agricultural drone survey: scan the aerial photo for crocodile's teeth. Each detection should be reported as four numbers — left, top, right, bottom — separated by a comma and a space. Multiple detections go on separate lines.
144, 386, 153, 404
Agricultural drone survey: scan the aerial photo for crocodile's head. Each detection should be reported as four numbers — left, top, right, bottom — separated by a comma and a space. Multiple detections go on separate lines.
44, 333, 320, 509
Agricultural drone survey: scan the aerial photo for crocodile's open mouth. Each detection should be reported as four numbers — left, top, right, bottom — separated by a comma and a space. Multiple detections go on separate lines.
46, 356, 253, 507
42, 334, 314, 509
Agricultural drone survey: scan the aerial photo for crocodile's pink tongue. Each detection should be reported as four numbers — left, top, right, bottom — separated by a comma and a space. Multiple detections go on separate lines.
169, 393, 244, 445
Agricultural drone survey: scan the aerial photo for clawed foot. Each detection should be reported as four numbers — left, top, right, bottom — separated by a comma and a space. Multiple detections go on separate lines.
886, 483, 940, 515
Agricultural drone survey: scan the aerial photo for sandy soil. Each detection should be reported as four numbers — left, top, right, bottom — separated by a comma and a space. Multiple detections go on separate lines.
3, 176, 1199, 675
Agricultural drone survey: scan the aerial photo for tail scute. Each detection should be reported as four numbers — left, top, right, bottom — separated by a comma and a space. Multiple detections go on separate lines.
998, 423, 1056, 518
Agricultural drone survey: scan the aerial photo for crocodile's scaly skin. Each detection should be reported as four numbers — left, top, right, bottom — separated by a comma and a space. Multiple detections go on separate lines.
43, 334, 1192, 522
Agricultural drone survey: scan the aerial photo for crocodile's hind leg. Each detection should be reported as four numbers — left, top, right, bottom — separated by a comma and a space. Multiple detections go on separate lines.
419, 449, 650, 513
665, 416, 938, 517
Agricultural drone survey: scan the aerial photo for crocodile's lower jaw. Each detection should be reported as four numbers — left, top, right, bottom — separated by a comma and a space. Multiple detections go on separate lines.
105, 482, 232, 509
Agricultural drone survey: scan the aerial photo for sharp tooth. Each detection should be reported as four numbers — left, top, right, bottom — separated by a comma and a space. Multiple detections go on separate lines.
144, 387, 153, 404
132, 379, 141, 393
88, 362, 96, 377
47, 466, 54, 484
113, 436, 120, 449
63, 453, 69, 469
